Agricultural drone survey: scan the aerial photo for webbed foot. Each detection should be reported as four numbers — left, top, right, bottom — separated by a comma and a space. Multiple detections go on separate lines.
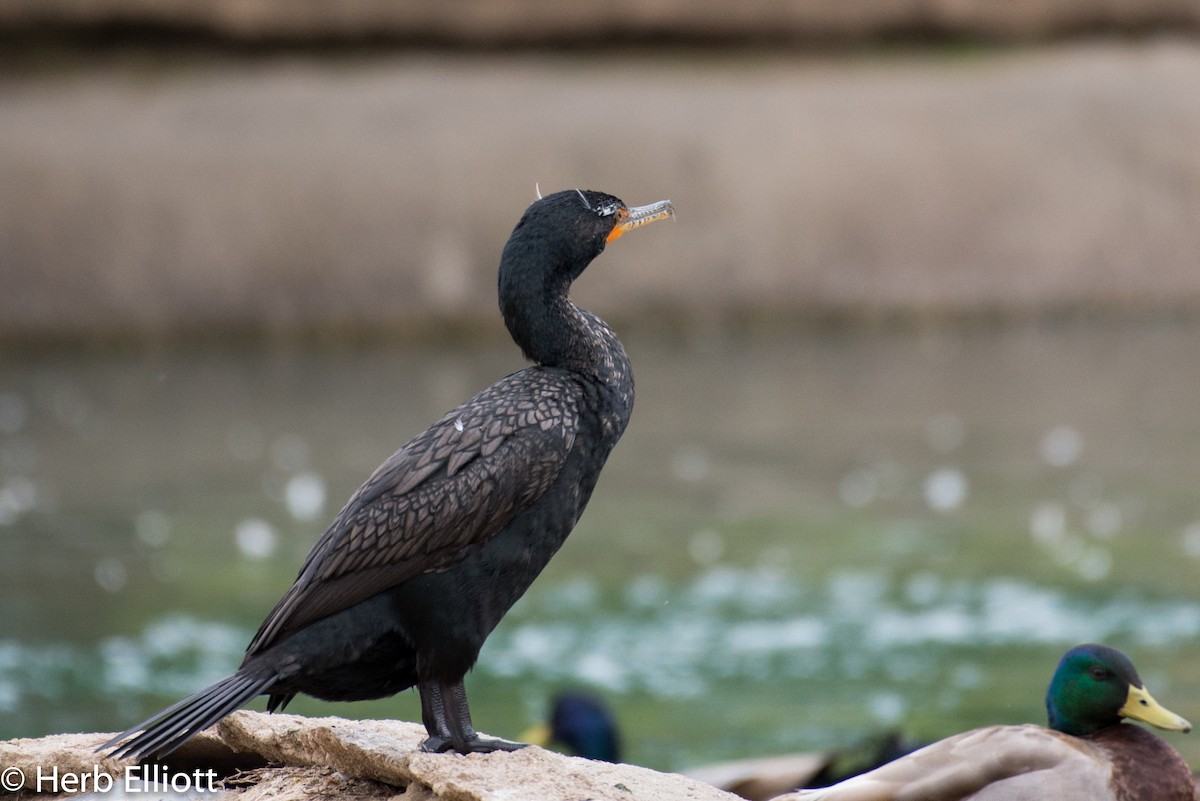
419, 734, 529, 754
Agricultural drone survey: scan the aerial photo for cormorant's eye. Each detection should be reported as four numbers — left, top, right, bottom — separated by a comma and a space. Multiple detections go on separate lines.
596, 202, 621, 218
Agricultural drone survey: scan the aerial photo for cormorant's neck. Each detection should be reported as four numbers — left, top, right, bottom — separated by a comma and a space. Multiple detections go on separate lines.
498, 237, 621, 375
501, 282, 605, 372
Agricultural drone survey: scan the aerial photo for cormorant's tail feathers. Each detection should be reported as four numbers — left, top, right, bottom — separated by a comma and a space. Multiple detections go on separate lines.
101, 671, 275, 761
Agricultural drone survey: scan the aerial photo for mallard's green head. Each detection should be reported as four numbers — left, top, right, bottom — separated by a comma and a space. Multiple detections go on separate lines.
1045, 644, 1192, 737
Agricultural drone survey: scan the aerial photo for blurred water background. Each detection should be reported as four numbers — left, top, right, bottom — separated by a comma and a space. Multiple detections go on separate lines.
5, 321, 1200, 769
4, 0, 1200, 776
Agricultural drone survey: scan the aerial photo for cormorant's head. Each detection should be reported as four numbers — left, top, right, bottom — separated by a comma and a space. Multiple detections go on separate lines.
502, 189, 674, 287
498, 188, 672, 366
1045, 644, 1191, 736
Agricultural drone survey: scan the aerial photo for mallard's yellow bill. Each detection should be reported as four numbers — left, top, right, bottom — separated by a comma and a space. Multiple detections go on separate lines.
519, 722, 553, 746
1120, 684, 1192, 732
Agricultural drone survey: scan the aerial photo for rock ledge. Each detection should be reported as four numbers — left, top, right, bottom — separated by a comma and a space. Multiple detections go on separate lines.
1, 711, 739, 800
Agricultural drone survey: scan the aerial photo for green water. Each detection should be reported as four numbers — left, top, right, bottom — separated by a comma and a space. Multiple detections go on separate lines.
3, 319, 1200, 771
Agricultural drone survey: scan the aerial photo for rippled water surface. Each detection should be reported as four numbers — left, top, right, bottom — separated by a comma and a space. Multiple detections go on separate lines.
4, 320, 1200, 770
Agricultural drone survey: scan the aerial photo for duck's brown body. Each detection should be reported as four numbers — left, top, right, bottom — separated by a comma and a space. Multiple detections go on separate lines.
785, 722, 1195, 801
1092, 724, 1196, 801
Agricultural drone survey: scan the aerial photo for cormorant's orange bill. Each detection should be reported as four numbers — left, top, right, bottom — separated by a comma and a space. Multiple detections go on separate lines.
606, 199, 675, 243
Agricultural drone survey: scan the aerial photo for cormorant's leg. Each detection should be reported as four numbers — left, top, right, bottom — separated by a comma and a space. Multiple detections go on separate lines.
417, 680, 453, 753
419, 680, 526, 754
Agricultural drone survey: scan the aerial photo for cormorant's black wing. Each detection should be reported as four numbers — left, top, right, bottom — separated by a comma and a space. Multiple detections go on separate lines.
246, 368, 580, 655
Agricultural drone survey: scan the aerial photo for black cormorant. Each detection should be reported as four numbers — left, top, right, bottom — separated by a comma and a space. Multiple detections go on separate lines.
103, 189, 674, 759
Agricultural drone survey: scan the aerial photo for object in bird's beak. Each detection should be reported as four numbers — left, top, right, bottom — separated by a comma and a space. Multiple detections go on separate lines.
607, 199, 675, 243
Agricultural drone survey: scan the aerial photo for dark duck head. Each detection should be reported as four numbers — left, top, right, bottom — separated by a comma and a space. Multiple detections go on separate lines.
524, 691, 622, 763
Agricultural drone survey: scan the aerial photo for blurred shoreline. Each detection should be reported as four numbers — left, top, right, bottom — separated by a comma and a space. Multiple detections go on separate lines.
3, 39, 1200, 347
3, 0, 1199, 48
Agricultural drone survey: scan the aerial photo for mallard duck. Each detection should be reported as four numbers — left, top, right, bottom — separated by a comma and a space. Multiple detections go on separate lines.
684, 731, 920, 800
781, 643, 1195, 801
525, 692, 917, 799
